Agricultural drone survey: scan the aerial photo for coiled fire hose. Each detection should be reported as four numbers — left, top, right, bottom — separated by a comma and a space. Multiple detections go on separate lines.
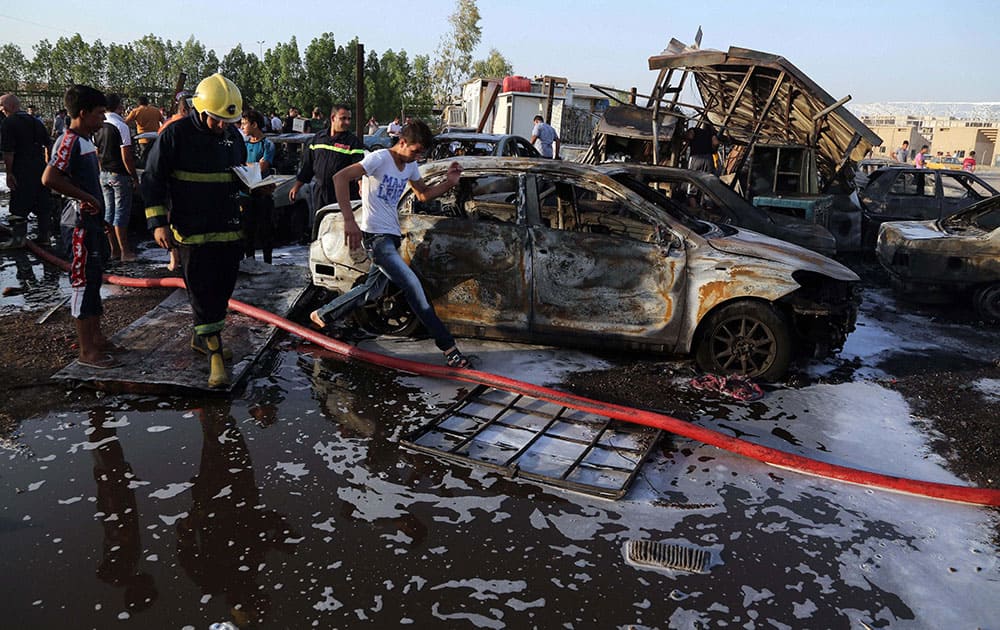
24, 241, 1000, 507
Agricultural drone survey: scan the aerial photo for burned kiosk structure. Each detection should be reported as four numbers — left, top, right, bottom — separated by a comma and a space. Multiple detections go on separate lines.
646, 40, 882, 252
588, 39, 882, 254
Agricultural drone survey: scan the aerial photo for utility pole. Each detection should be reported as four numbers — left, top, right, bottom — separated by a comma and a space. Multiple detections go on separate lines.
355, 43, 365, 138
256, 40, 265, 59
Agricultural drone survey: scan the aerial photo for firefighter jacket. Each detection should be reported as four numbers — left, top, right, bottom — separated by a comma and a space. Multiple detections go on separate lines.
295, 129, 365, 210
142, 110, 248, 244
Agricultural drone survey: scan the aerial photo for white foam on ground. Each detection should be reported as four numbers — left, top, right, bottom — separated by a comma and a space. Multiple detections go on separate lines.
333, 330, 997, 627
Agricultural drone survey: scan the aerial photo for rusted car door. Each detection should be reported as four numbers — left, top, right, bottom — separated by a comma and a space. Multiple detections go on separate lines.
525, 173, 687, 348
402, 173, 530, 332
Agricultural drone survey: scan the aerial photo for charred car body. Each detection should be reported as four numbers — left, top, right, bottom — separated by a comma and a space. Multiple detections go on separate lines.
860, 166, 998, 248
309, 158, 859, 380
877, 194, 1000, 320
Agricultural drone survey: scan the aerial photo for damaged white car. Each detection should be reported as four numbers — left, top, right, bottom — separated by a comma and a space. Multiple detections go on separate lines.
309, 158, 860, 380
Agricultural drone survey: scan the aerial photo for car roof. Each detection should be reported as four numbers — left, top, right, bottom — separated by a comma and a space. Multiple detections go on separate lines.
419, 156, 619, 177
434, 132, 510, 142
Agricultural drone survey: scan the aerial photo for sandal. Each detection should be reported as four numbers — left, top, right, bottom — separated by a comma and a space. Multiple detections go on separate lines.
444, 348, 473, 369
310, 310, 336, 330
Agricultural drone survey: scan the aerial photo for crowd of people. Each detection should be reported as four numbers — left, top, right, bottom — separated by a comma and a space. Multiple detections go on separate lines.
1, 72, 474, 386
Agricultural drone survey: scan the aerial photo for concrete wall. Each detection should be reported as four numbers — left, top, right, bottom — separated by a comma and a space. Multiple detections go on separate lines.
869, 126, 929, 161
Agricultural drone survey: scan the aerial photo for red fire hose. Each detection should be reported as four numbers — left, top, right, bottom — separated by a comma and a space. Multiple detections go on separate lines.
24, 241, 1000, 507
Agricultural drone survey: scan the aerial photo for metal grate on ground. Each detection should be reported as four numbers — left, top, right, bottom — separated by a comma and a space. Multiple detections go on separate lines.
401, 384, 662, 499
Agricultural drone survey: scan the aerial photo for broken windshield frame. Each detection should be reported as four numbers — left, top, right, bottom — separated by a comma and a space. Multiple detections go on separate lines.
610, 173, 715, 235
943, 194, 1000, 231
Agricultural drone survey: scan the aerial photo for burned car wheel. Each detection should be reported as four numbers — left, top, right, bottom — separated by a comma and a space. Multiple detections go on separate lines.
695, 301, 792, 382
354, 282, 421, 336
973, 283, 1000, 322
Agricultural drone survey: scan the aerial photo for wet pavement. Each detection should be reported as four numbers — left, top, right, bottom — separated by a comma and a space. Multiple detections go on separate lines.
1, 199, 998, 628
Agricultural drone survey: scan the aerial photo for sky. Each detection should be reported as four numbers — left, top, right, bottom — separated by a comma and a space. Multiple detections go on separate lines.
1, 0, 998, 106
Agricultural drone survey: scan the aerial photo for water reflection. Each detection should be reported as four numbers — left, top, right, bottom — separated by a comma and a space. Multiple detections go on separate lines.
89, 408, 158, 612
177, 402, 297, 628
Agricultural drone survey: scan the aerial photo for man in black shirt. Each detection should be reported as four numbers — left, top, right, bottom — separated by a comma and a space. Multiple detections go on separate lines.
288, 104, 364, 226
683, 122, 720, 207
1, 93, 54, 245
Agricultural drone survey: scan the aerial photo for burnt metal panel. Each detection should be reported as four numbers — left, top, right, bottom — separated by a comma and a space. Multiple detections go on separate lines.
401, 384, 663, 499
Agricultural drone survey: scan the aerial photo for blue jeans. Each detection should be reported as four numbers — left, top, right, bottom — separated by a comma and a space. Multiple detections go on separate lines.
315, 233, 456, 351
100, 171, 133, 228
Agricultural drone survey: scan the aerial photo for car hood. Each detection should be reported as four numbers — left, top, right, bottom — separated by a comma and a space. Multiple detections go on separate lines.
705, 228, 858, 281
879, 220, 947, 242
763, 218, 838, 255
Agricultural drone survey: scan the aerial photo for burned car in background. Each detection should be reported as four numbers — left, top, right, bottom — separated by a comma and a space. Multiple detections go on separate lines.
859, 166, 998, 248
428, 132, 540, 160
619, 164, 838, 256
364, 125, 393, 151
877, 194, 1000, 320
854, 157, 899, 189
310, 158, 860, 380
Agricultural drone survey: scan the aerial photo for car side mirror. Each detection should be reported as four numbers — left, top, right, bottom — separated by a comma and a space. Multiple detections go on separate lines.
657, 226, 683, 254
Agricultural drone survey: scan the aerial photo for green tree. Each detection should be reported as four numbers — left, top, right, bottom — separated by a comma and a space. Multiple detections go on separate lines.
432, 0, 482, 103
471, 48, 513, 80
302, 33, 341, 115
260, 37, 304, 115
173, 36, 221, 95
131, 34, 171, 93
106, 43, 138, 94
220, 45, 263, 111
409, 54, 435, 119
363, 49, 382, 120
370, 48, 410, 122
0, 44, 29, 91
28, 39, 55, 88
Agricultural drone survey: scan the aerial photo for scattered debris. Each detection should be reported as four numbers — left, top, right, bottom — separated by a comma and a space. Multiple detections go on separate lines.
690, 374, 764, 401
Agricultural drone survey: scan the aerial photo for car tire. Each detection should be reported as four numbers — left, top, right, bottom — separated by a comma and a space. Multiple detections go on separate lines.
973, 283, 1000, 322
353, 281, 422, 336
695, 300, 792, 382
370, 144, 384, 151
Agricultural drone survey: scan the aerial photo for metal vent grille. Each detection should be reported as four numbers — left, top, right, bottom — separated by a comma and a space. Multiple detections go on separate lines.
624, 539, 711, 574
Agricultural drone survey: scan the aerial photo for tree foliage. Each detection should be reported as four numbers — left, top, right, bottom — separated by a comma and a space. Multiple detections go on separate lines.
432, 0, 482, 103
1, 13, 510, 125
471, 48, 513, 80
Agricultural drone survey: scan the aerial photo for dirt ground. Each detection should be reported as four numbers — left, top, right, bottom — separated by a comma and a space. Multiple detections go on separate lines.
0, 288, 171, 433
1, 283, 998, 493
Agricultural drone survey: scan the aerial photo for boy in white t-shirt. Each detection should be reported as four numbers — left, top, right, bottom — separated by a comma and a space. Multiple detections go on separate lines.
310, 120, 472, 368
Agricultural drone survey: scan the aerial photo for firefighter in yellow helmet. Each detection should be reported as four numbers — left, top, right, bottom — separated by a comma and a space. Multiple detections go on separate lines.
141, 74, 247, 388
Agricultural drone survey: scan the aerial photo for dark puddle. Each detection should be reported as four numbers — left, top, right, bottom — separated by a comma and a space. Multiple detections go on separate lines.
0, 343, 957, 628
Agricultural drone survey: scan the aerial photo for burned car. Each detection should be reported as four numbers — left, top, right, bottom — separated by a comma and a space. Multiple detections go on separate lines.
618, 164, 838, 256
859, 166, 998, 247
854, 157, 899, 189
877, 194, 1000, 320
309, 158, 860, 380
429, 132, 539, 160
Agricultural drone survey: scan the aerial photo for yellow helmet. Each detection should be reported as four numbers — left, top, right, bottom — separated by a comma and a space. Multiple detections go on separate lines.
192, 73, 243, 123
